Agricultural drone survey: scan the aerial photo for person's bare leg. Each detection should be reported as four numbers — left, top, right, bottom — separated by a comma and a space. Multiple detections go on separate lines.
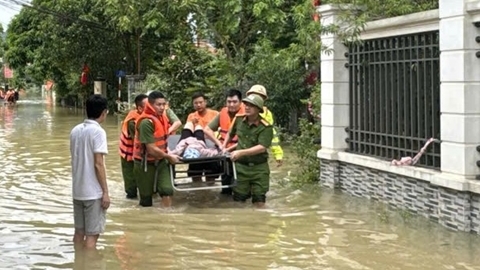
184, 121, 194, 131
161, 196, 172, 208
194, 124, 203, 132
73, 229, 85, 249
84, 235, 100, 249
254, 202, 265, 208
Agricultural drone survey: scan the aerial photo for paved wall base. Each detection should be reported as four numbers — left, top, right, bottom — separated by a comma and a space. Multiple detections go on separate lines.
320, 159, 480, 234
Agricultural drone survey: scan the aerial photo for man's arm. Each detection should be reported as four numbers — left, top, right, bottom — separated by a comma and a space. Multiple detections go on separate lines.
223, 117, 238, 149
94, 153, 108, 194
166, 108, 182, 134
204, 115, 223, 147
139, 119, 179, 164
127, 119, 136, 138
93, 130, 110, 209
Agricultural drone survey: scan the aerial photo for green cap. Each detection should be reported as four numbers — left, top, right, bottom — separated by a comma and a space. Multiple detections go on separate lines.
242, 94, 264, 113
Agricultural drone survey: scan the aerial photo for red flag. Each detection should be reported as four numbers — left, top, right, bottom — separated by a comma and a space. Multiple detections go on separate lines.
80, 63, 90, 85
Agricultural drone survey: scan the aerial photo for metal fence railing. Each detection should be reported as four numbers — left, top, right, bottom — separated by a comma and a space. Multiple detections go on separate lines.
346, 31, 441, 169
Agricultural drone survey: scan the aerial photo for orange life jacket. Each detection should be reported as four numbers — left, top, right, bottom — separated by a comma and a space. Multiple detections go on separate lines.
118, 110, 141, 161
132, 102, 169, 162
218, 105, 245, 147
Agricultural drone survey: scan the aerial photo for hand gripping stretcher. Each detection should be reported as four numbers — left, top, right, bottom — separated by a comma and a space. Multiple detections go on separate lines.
167, 135, 237, 192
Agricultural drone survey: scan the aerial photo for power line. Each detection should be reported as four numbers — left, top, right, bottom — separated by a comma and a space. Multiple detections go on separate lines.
0, 0, 22, 12
4, 0, 114, 32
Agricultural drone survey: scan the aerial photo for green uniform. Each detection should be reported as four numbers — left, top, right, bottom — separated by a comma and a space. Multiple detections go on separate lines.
207, 114, 220, 130
166, 108, 179, 126
133, 119, 173, 207
121, 119, 137, 198
228, 115, 273, 203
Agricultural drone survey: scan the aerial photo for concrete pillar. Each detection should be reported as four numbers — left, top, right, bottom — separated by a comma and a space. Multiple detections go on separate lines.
94, 77, 107, 97
439, 0, 480, 179
317, 4, 350, 152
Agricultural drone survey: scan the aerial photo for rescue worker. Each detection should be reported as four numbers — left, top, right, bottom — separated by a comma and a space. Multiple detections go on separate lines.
146, 90, 182, 134
222, 94, 273, 208
132, 91, 179, 208
204, 89, 244, 195
186, 92, 219, 183
118, 94, 148, 199
245, 85, 284, 167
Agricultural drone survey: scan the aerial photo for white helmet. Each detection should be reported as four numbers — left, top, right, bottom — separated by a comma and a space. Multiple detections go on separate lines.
246, 85, 267, 99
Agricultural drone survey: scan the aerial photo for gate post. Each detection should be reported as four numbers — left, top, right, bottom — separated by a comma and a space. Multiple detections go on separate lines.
316, 5, 352, 188
439, 0, 480, 179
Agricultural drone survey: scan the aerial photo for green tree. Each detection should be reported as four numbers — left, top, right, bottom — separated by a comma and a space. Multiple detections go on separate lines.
145, 0, 323, 129
0, 24, 4, 58
0, 24, 5, 85
325, 0, 438, 20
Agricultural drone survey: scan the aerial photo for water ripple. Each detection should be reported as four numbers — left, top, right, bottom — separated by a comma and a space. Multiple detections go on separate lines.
1, 103, 480, 270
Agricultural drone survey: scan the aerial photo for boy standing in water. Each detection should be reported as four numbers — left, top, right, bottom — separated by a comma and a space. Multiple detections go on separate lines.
70, 94, 110, 249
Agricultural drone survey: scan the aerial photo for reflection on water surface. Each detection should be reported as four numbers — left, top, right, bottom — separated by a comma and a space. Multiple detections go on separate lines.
0, 101, 480, 270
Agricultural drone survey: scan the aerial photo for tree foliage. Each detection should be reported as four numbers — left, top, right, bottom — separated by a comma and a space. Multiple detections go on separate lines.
2, 0, 439, 184
324, 0, 438, 20
144, 0, 323, 127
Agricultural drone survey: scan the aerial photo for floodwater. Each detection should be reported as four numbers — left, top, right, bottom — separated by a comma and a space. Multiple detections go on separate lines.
1, 100, 480, 270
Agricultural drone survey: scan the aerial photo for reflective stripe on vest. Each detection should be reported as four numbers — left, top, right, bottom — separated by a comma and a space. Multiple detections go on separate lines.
118, 110, 140, 161
132, 104, 170, 162
218, 105, 245, 147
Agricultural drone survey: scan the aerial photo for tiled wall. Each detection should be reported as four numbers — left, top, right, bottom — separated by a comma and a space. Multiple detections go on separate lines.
320, 159, 480, 234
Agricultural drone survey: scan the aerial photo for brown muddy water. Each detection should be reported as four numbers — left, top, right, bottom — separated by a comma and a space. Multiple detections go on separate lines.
1, 100, 480, 270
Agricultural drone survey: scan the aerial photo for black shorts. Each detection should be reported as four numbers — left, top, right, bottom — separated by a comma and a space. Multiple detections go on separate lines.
179, 129, 205, 142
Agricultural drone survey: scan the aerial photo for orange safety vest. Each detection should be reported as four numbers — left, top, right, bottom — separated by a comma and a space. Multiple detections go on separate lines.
132, 102, 170, 162
218, 105, 245, 147
187, 108, 219, 128
118, 110, 141, 161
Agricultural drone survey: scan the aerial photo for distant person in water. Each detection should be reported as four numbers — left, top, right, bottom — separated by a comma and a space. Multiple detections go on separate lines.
4, 88, 16, 105
14, 89, 19, 102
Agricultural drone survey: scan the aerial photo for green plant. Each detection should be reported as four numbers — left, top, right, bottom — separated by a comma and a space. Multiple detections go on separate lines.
290, 83, 321, 186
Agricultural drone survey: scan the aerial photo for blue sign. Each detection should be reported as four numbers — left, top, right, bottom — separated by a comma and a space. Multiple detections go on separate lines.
116, 70, 126, 78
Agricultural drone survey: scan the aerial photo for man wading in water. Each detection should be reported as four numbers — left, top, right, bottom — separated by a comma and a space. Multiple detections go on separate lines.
70, 94, 110, 249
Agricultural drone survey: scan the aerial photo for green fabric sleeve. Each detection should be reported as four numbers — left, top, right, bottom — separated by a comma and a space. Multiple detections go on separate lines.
127, 119, 136, 138
138, 119, 155, 144
257, 125, 273, 149
166, 108, 179, 124
207, 114, 220, 130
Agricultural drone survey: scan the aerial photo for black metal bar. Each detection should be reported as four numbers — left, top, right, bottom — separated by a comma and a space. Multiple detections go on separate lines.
351, 44, 356, 152
347, 31, 441, 169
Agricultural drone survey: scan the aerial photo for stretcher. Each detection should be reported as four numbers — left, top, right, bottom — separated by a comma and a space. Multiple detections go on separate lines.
167, 135, 237, 192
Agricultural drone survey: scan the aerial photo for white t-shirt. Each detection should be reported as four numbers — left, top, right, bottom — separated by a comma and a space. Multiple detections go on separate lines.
70, 119, 108, 200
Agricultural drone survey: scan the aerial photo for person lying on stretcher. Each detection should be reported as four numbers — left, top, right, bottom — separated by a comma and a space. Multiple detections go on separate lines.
168, 121, 222, 160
